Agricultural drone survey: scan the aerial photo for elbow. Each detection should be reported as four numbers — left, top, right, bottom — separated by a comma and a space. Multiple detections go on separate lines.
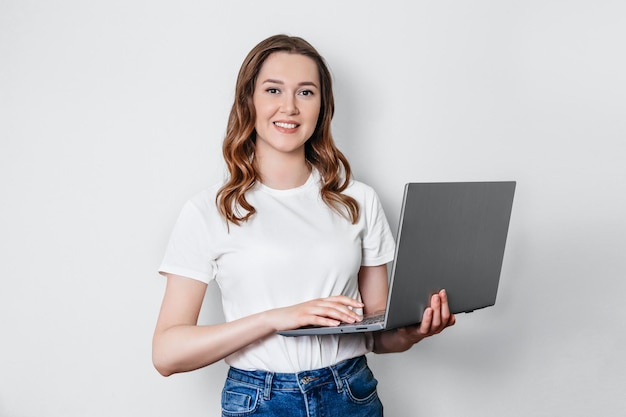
152, 332, 220, 375
154, 363, 174, 377
152, 345, 176, 377
152, 354, 174, 377
152, 353, 216, 376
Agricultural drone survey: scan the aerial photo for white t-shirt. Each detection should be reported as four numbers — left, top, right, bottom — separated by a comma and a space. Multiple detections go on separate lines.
159, 169, 395, 373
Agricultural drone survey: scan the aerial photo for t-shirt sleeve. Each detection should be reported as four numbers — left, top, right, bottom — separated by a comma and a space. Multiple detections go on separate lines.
158, 200, 216, 284
361, 188, 396, 267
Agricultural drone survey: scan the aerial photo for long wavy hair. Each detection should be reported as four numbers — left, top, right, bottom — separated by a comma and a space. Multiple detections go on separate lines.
216, 34, 359, 226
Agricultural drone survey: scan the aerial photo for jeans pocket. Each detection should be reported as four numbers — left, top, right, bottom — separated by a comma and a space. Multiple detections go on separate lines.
221, 379, 261, 417
343, 365, 380, 405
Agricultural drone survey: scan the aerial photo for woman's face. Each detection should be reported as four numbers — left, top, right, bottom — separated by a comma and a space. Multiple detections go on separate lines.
252, 52, 321, 160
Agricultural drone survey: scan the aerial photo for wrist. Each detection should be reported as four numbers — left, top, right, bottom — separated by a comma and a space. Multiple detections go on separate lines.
373, 327, 417, 354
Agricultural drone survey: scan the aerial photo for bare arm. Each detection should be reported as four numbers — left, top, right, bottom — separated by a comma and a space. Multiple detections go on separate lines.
152, 273, 364, 376
358, 264, 456, 354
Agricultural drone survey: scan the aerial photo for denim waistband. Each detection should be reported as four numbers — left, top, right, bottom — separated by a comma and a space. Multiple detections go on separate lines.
226, 355, 367, 398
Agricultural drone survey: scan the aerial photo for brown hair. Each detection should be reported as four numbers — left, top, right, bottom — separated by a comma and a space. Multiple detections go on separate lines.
216, 34, 359, 225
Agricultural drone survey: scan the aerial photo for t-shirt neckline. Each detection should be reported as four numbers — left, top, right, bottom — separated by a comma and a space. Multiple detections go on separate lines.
256, 168, 319, 196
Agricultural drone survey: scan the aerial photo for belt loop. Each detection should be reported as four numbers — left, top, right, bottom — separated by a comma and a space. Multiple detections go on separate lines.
330, 363, 344, 393
263, 372, 274, 400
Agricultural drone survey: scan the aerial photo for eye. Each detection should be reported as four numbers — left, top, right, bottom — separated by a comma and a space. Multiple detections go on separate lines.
266, 88, 280, 94
299, 89, 314, 96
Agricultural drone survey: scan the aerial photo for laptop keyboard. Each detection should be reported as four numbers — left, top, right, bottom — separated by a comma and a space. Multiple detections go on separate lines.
340, 313, 385, 327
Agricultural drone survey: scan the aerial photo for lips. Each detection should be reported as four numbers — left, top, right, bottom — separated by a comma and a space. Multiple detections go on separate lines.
273, 121, 299, 129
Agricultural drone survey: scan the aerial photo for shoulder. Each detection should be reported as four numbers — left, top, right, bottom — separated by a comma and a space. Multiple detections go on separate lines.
179, 182, 224, 224
187, 182, 221, 208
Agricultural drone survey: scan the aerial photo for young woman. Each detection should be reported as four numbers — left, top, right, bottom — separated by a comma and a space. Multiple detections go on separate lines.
153, 34, 455, 417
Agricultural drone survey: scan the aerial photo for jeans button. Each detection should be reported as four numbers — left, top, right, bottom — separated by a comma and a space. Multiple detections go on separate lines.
301, 376, 318, 385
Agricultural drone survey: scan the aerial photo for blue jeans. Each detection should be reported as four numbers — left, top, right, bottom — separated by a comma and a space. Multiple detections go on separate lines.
221, 355, 383, 417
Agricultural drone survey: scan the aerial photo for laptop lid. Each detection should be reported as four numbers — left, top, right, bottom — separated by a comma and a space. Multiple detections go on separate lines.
384, 181, 516, 329
278, 181, 516, 336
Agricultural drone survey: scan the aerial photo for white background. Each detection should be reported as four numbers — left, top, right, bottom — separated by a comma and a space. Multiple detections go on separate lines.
1, 1, 625, 416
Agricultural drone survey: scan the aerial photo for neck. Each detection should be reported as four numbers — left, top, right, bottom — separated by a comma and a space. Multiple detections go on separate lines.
255, 151, 311, 190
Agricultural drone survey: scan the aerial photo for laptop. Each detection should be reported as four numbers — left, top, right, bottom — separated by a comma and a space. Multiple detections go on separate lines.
278, 181, 516, 336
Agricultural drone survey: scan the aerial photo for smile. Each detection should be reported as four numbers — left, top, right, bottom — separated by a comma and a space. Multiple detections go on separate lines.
274, 122, 299, 129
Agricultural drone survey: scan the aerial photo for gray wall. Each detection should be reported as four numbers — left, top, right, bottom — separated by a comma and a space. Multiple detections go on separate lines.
1, 1, 624, 416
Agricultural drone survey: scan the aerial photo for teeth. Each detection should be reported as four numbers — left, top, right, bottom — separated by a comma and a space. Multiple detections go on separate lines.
274, 122, 298, 129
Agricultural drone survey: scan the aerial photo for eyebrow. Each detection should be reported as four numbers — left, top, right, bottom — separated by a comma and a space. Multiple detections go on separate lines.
261, 79, 319, 89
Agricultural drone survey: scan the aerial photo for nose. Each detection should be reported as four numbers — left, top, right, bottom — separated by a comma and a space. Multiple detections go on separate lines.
280, 94, 299, 115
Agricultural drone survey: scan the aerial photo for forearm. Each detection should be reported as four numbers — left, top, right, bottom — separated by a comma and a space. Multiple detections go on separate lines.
372, 326, 424, 354
152, 311, 274, 376
153, 272, 368, 377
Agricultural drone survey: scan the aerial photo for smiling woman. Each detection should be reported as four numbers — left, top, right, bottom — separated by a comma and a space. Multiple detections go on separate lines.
152, 34, 455, 417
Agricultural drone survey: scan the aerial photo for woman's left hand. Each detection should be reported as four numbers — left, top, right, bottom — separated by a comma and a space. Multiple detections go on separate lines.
373, 289, 456, 353
399, 289, 456, 342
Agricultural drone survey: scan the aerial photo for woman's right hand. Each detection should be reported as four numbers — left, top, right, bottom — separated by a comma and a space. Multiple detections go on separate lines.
268, 296, 365, 331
